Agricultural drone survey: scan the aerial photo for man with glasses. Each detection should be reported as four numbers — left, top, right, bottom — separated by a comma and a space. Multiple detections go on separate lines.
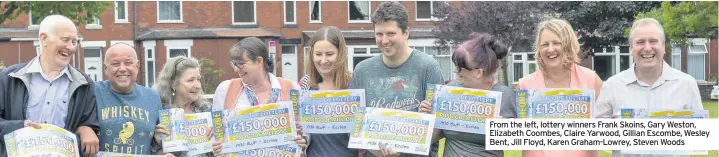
93, 43, 168, 155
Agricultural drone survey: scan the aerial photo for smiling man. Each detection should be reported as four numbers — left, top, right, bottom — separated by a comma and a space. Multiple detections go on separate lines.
348, 1, 444, 157
595, 18, 703, 157
0, 15, 99, 156
93, 43, 165, 155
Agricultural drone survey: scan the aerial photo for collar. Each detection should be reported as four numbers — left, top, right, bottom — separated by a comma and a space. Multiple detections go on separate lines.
25, 56, 73, 81
621, 61, 679, 86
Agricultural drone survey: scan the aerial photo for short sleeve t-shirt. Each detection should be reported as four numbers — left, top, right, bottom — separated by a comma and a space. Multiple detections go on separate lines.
95, 81, 162, 154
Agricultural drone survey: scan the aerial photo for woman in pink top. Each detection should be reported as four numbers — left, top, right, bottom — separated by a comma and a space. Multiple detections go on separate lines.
518, 19, 603, 157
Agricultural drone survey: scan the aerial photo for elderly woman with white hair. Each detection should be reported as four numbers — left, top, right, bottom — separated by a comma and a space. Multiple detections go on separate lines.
152, 56, 213, 157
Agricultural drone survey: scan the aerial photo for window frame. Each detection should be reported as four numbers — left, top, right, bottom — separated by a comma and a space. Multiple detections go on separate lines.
157, 1, 184, 23
164, 40, 193, 60
347, 1, 371, 23
309, 1, 322, 23
687, 38, 708, 80
85, 16, 102, 30
115, 1, 129, 23
284, 1, 297, 24
144, 40, 157, 87
232, 1, 258, 25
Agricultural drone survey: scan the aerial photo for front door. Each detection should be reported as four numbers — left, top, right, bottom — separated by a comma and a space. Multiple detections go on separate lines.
84, 48, 103, 82
282, 45, 298, 82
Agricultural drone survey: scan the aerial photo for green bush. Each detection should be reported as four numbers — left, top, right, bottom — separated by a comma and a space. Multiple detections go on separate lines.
198, 57, 224, 94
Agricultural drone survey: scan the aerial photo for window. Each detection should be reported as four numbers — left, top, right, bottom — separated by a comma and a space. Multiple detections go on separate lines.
146, 49, 156, 87
169, 49, 189, 58
164, 40, 193, 60
87, 16, 100, 25
28, 11, 43, 30
284, 1, 296, 24
115, 1, 128, 23
309, 1, 321, 23
144, 40, 156, 87
671, 46, 682, 70
416, 1, 447, 21
348, 46, 378, 71
348, 1, 370, 23
233, 1, 256, 24
508, 52, 538, 83
414, 46, 453, 80
282, 45, 297, 54
158, 1, 182, 22
687, 38, 708, 80
86, 16, 102, 29
85, 48, 102, 58
84, 48, 104, 81
588, 46, 632, 81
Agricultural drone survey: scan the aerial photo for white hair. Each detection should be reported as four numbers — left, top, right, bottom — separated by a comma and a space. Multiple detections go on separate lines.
629, 18, 666, 43
38, 15, 75, 47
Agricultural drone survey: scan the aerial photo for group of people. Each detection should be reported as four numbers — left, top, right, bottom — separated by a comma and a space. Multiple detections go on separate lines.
0, 1, 703, 157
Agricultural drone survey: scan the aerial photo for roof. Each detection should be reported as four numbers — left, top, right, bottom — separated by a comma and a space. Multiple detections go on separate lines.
0, 28, 38, 40
302, 28, 437, 40
136, 27, 281, 40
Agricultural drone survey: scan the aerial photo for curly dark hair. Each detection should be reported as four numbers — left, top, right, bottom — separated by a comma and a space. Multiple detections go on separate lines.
372, 1, 409, 33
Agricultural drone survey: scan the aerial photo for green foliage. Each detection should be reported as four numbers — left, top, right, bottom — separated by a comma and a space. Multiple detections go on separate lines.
630, 1, 718, 47
198, 57, 225, 94
0, 1, 112, 24
550, 1, 661, 58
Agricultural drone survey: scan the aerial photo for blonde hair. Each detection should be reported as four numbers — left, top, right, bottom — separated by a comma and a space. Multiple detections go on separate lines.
306, 26, 352, 89
534, 19, 580, 70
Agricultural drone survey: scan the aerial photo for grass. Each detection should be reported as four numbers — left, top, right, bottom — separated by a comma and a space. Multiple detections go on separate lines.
437, 100, 719, 157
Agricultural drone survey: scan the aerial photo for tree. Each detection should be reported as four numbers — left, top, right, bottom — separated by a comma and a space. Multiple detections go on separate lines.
433, 1, 549, 50
631, 1, 718, 47
550, 1, 662, 59
0, 1, 112, 24
432, 1, 549, 85
198, 57, 225, 94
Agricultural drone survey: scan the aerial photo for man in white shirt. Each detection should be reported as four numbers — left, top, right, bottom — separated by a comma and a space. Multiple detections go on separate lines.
594, 18, 704, 157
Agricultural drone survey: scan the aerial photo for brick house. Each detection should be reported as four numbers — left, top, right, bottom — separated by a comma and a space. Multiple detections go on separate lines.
0, 1, 461, 91
1, 1, 715, 97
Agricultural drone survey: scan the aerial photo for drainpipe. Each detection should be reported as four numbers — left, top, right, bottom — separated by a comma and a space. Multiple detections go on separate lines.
133, 1, 138, 47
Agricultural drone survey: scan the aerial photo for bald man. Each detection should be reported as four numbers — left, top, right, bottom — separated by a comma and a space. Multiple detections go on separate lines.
0, 15, 100, 156
93, 43, 167, 155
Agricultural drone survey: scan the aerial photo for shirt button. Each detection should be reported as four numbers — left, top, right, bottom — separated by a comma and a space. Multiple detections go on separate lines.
49, 83, 52, 86
47, 102, 50, 104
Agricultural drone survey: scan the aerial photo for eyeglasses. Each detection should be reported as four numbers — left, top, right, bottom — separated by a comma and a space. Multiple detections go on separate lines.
230, 60, 248, 69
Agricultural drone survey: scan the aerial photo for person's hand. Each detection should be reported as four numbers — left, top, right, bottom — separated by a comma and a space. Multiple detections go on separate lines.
294, 135, 307, 148
212, 139, 223, 155
296, 122, 303, 135
23, 120, 41, 129
379, 144, 400, 157
205, 127, 214, 138
156, 124, 169, 136
419, 100, 432, 114
77, 126, 99, 157
165, 153, 176, 157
